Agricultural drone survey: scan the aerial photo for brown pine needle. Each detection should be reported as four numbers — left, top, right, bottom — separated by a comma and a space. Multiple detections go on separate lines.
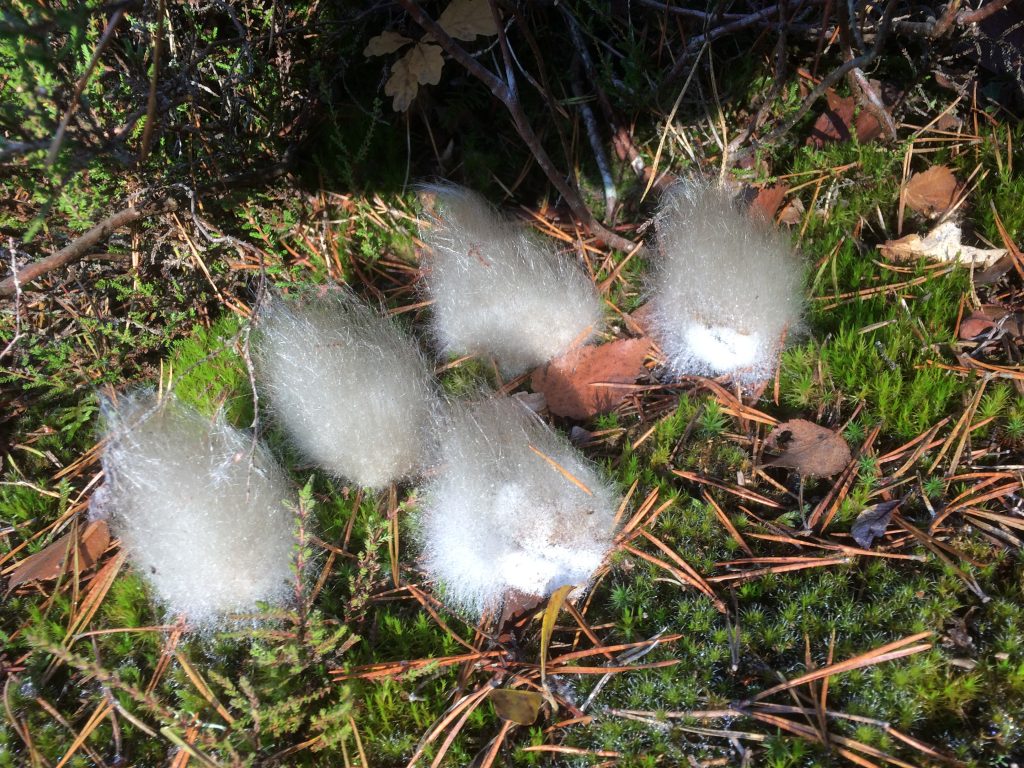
528, 444, 593, 496
748, 631, 933, 704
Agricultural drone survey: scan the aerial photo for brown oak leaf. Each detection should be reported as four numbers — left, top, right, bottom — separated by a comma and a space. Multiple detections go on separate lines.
363, 30, 413, 57
762, 419, 851, 477
904, 166, 959, 218
384, 42, 444, 112
531, 338, 650, 420
438, 0, 498, 41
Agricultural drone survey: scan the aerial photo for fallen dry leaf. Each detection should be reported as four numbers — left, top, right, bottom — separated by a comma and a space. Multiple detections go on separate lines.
880, 222, 1006, 267
903, 166, 959, 218
807, 91, 855, 148
851, 499, 903, 549
778, 196, 805, 226
6, 520, 109, 591
489, 689, 543, 725
438, 0, 498, 41
384, 42, 444, 111
749, 184, 790, 224
806, 86, 895, 148
959, 305, 1024, 340
959, 312, 996, 339
363, 30, 413, 57
762, 419, 851, 477
531, 338, 650, 420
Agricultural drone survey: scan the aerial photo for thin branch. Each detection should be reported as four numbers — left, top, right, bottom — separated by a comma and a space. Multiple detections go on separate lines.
0, 197, 177, 297
138, 0, 165, 165
46, 6, 128, 166
0, 239, 24, 360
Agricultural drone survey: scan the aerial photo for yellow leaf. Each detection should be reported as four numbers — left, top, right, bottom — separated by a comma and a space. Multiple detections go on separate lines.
363, 30, 413, 57
384, 43, 443, 112
438, 0, 498, 41
540, 584, 573, 687
489, 688, 543, 725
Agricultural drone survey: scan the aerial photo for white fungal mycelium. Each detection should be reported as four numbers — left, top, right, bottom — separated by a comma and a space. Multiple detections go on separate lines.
254, 288, 438, 489
418, 396, 619, 616
649, 179, 804, 383
98, 392, 295, 626
419, 184, 604, 375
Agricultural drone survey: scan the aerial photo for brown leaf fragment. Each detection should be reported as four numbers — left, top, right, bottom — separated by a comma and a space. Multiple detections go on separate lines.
903, 166, 959, 217
363, 30, 413, 57
489, 689, 543, 725
6, 520, 110, 591
777, 196, 805, 226
851, 499, 903, 549
807, 91, 855, 148
531, 338, 650, 420
437, 0, 499, 41
749, 184, 790, 224
959, 311, 996, 339
762, 419, 851, 477
384, 43, 444, 112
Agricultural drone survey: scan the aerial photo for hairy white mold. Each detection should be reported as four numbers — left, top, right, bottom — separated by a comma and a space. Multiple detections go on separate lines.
419, 184, 604, 375
254, 289, 438, 489
650, 180, 804, 382
418, 396, 618, 616
100, 392, 295, 626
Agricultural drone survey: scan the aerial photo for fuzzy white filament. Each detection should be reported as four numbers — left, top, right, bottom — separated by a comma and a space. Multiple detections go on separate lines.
99, 393, 295, 626
254, 289, 438, 489
418, 397, 618, 616
419, 184, 604, 375
650, 180, 804, 382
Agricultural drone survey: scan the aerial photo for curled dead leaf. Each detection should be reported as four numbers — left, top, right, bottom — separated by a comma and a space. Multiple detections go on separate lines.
959, 312, 996, 339
762, 419, 851, 477
903, 166, 959, 218
6, 520, 110, 592
851, 499, 903, 549
384, 42, 444, 112
749, 184, 790, 224
438, 0, 498, 41
531, 338, 650, 420
880, 222, 1006, 268
363, 30, 413, 57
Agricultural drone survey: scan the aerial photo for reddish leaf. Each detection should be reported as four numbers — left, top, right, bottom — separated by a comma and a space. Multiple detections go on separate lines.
959, 312, 996, 339
531, 338, 650, 420
6, 520, 110, 591
749, 184, 790, 224
762, 419, 851, 477
904, 166, 959, 217
807, 91, 855, 148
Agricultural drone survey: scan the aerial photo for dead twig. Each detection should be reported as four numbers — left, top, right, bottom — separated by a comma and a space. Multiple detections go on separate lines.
0, 197, 177, 297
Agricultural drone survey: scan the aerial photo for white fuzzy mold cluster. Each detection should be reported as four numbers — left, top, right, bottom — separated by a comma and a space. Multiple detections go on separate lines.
419, 184, 604, 375
99, 392, 295, 626
254, 289, 438, 489
418, 396, 619, 616
649, 180, 804, 383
